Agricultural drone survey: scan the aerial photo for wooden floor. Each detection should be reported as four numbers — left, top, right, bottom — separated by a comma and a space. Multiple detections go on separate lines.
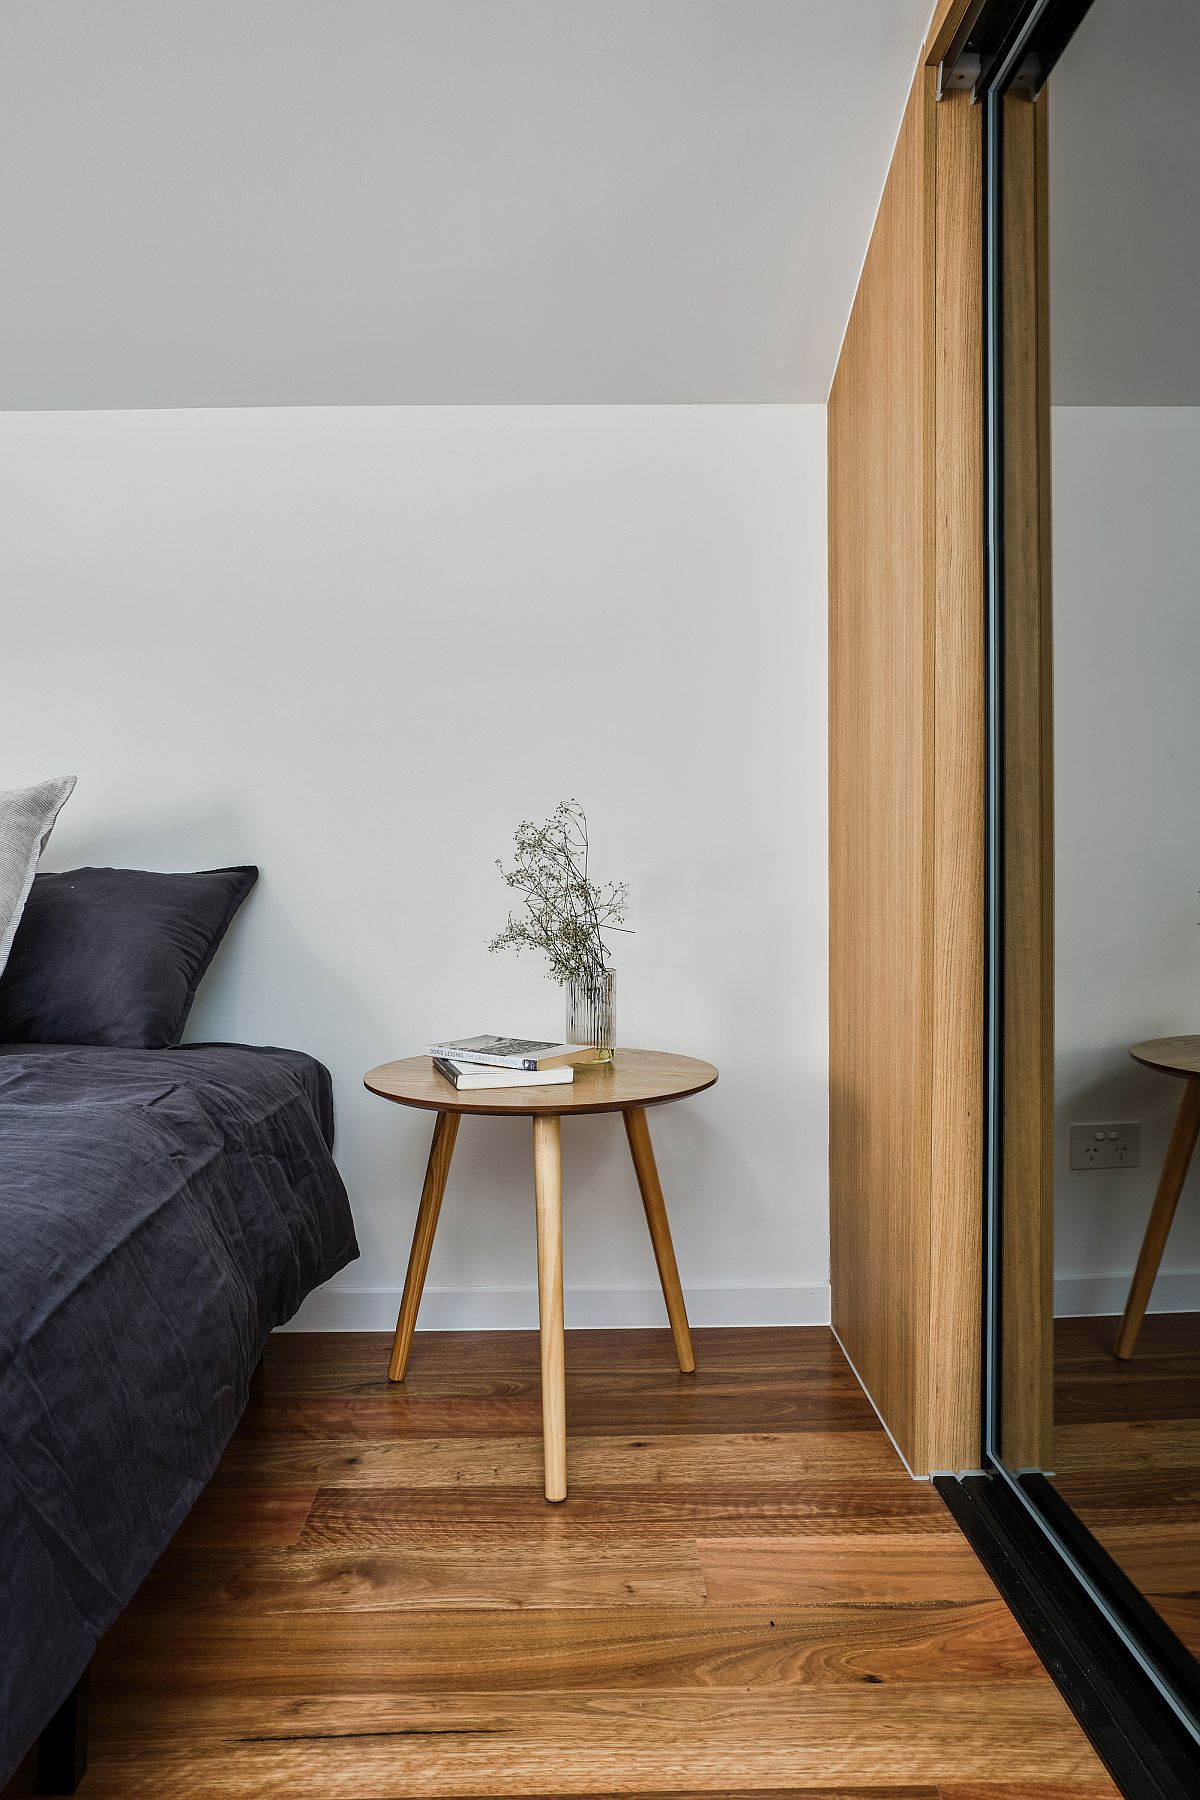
6, 1327, 1118, 1798
1054, 1311, 1200, 1659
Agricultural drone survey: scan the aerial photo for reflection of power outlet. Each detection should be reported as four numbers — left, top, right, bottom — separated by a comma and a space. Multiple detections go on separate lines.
1069, 1122, 1141, 1170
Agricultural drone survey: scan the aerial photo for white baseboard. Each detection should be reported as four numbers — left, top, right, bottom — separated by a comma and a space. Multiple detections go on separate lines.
286, 1272, 1197, 1332
280, 1281, 831, 1333
1054, 1269, 1200, 1317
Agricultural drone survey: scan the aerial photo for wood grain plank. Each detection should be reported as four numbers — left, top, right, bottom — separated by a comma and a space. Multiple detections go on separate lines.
0, 1765, 944, 1800
1050, 1420, 1200, 1472
238, 1379, 881, 1440
1054, 1374, 1200, 1426
168, 1488, 316, 1551
1051, 1314, 1200, 1663
64, 1688, 1107, 1798
698, 1536, 997, 1607
1052, 1469, 1200, 1527
209, 1430, 907, 1489
1074, 1525, 1200, 1598
938, 1785, 1120, 1800
96, 1601, 1045, 1696
1056, 1313, 1199, 1364
130, 1539, 708, 1612
1147, 1596, 1200, 1644
296, 1480, 960, 1547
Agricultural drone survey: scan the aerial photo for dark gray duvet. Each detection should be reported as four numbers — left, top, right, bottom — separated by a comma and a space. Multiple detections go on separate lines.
0, 1042, 358, 1783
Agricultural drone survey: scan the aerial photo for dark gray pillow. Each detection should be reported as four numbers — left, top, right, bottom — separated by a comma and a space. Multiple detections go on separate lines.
0, 866, 258, 1048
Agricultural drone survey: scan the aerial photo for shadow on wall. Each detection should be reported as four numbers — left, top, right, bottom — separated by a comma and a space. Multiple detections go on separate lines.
44, 796, 253, 878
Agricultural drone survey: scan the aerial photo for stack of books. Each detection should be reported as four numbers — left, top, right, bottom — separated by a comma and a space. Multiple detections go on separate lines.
428, 1035, 596, 1091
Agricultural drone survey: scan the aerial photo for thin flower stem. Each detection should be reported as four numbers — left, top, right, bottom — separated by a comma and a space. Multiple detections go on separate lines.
488, 800, 630, 987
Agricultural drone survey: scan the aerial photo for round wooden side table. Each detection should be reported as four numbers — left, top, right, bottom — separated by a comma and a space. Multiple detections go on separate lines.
1117, 1036, 1200, 1359
363, 1048, 718, 1501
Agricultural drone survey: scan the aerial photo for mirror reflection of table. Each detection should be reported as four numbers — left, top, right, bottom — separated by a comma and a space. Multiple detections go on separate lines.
1117, 1036, 1200, 1358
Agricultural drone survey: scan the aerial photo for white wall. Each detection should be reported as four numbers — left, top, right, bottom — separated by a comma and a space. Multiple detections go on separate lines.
1, 403, 829, 1329
1053, 406, 1200, 1313
1049, 0, 1200, 405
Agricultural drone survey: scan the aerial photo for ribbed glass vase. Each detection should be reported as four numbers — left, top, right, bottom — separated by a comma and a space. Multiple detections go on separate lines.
565, 967, 615, 1063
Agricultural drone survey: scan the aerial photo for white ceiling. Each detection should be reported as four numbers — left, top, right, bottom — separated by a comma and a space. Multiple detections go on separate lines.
1050, 0, 1200, 405
0, 0, 932, 409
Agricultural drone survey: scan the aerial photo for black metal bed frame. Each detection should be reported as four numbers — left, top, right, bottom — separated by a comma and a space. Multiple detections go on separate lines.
35, 1668, 89, 1796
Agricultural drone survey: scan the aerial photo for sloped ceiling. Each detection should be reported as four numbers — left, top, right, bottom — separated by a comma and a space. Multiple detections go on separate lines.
0, 0, 931, 408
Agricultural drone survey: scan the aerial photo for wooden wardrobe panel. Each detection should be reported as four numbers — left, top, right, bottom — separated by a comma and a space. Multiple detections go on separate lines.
999, 92, 1055, 1469
928, 85, 986, 1470
829, 72, 934, 1471
829, 71, 985, 1476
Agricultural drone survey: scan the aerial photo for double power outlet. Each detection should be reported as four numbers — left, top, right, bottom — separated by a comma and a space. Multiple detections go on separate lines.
1069, 1122, 1141, 1171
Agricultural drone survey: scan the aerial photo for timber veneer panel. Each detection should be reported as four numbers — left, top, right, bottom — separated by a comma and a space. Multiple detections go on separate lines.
828, 69, 984, 1475
998, 91, 1056, 1468
829, 70, 933, 1474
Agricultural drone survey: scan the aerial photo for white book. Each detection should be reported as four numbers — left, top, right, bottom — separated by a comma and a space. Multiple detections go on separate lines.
433, 1057, 574, 1091
428, 1034, 595, 1071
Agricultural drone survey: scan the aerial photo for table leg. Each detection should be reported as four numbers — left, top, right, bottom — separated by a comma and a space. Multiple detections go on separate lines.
1115, 1080, 1200, 1360
388, 1110, 460, 1382
623, 1105, 695, 1374
533, 1113, 567, 1502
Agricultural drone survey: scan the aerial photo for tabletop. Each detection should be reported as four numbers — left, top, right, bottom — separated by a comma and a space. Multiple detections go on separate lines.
1130, 1036, 1200, 1080
364, 1048, 719, 1116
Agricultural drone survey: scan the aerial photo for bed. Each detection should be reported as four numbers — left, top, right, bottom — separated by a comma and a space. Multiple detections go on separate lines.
0, 1040, 358, 1788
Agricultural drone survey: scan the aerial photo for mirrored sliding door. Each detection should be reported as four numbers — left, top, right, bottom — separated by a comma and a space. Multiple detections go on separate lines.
978, 0, 1200, 1760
